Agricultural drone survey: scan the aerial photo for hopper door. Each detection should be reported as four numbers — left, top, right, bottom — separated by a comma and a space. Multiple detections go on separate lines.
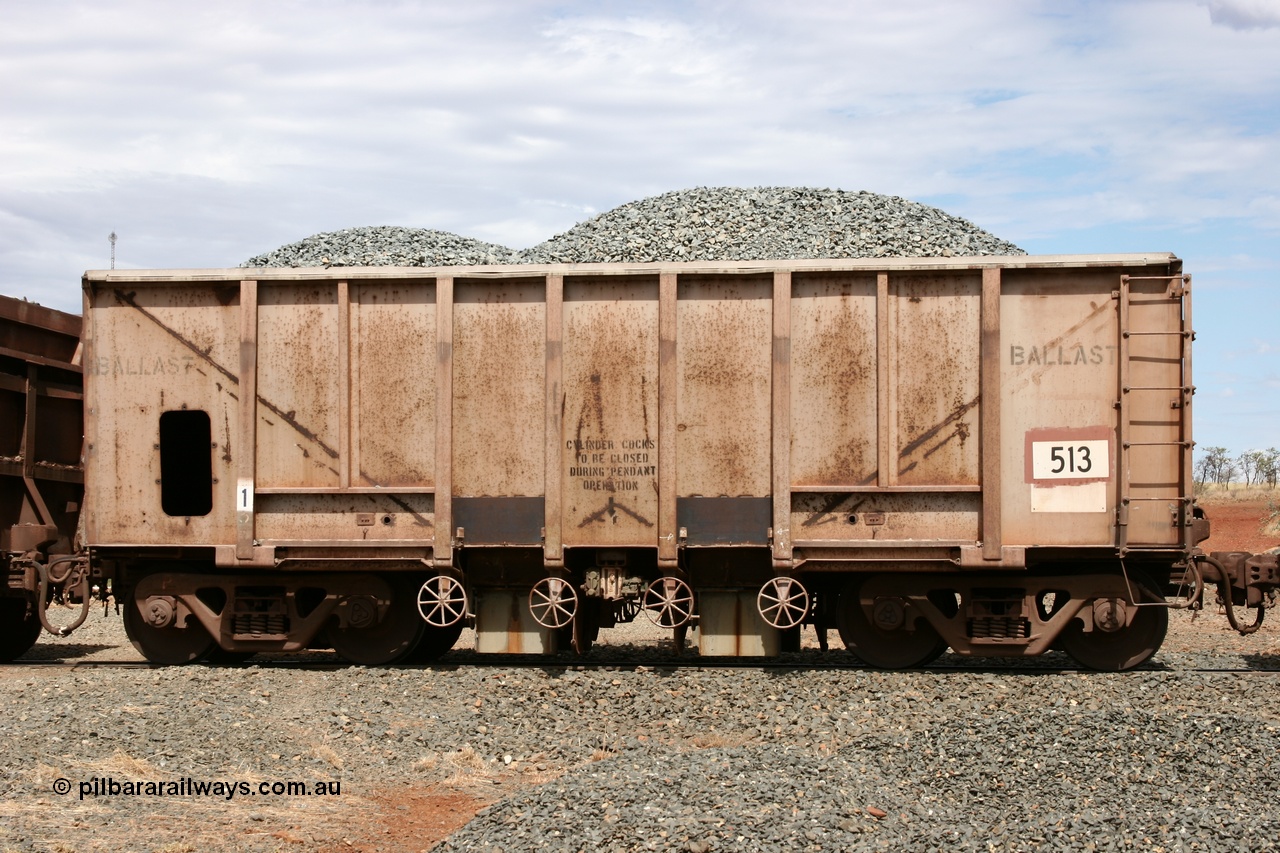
1116, 273, 1193, 551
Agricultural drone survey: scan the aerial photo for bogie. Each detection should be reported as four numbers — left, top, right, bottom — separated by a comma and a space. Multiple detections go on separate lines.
831, 570, 1171, 671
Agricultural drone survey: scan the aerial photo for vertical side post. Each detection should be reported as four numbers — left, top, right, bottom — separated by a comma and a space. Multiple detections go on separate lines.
236, 280, 258, 560
981, 267, 1003, 561
876, 272, 891, 488
658, 271, 679, 569
434, 276, 454, 569
1180, 274, 1194, 548
22, 364, 38, 482
81, 282, 96, 543
544, 274, 564, 568
337, 280, 352, 490
771, 270, 792, 568
1117, 275, 1131, 553
22, 363, 54, 525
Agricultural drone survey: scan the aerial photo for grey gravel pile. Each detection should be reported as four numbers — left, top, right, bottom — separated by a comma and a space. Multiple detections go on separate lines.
241, 187, 1023, 269
521, 187, 1024, 263
441, 715, 1280, 853
241, 226, 520, 268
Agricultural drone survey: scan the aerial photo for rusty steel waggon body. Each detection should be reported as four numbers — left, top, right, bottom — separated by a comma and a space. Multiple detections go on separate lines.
0, 295, 87, 661
72, 254, 1278, 669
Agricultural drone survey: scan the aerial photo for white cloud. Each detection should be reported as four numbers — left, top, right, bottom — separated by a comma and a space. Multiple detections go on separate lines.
1205, 0, 1280, 29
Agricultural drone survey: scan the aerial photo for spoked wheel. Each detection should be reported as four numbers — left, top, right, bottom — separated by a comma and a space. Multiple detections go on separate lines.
757, 577, 810, 630
0, 597, 43, 662
403, 621, 464, 663
329, 580, 425, 666
1059, 573, 1168, 672
123, 595, 217, 665
836, 578, 947, 669
529, 578, 578, 630
416, 575, 468, 628
643, 577, 694, 628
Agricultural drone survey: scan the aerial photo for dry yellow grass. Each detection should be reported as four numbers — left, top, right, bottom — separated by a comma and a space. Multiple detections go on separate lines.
412, 745, 503, 788
1195, 483, 1279, 502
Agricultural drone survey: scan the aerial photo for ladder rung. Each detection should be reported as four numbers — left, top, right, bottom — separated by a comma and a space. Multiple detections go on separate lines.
1122, 330, 1192, 338
1123, 386, 1192, 392
1121, 496, 1193, 503
1124, 441, 1192, 448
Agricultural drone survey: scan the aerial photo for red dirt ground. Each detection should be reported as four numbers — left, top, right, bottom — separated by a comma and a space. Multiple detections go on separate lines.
1196, 494, 1280, 555
320, 787, 499, 853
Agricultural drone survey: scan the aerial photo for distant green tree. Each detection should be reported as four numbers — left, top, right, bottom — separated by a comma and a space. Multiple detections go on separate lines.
1239, 450, 1263, 487
1195, 446, 1234, 489
1262, 448, 1280, 489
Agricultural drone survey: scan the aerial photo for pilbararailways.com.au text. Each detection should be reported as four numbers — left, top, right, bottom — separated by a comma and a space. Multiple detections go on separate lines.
55, 777, 341, 801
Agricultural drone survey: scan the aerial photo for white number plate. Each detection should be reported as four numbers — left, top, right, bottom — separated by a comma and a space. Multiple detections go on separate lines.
1030, 440, 1109, 481
237, 479, 254, 512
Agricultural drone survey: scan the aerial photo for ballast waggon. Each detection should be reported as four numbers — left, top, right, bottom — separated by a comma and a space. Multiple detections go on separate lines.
0, 295, 88, 661
12, 253, 1278, 670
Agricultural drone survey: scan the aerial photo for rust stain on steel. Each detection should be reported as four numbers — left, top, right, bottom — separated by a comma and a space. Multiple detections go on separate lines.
676, 275, 772, 497
348, 472, 430, 527
113, 288, 339, 460
452, 281, 545, 496
789, 273, 878, 486
113, 290, 226, 376
890, 273, 981, 486
639, 375, 651, 442
793, 492, 979, 540
352, 283, 436, 486
799, 494, 869, 528
256, 406, 338, 460
382, 491, 431, 527
255, 286, 340, 487
561, 277, 660, 546
897, 395, 980, 460
220, 407, 233, 464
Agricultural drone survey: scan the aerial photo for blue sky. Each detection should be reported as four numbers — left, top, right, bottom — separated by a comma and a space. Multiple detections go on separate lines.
2, 0, 1277, 454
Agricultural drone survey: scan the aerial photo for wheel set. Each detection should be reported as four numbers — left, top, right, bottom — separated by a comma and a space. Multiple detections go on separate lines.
115, 566, 1172, 672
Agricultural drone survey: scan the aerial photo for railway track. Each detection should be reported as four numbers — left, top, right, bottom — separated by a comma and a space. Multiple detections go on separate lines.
7, 655, 1277, 675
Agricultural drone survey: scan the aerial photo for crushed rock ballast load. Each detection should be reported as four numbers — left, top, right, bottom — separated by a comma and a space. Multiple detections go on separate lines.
241, 187, 1023, 268
242, 226, 520, 269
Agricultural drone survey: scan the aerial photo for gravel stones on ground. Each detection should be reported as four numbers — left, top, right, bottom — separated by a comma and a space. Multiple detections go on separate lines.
2, 611, 1279, 852
441, 715, 1280, 853
240, 187, 1024, 269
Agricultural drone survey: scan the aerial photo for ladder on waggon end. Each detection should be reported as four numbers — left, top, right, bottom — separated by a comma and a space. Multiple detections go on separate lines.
1115, 273, 1194, 555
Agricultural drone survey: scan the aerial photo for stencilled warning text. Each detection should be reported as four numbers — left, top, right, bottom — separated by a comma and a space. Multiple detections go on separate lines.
566, 438, 656, 492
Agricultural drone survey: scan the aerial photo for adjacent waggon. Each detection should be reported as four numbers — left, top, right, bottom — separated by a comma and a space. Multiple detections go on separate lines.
0, 294, 85, 660
9, 254, 1278, 670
